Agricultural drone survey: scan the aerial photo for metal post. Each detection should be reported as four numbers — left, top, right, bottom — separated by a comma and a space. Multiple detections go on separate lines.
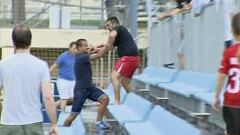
146, 0, 152, 33
80, 0, 82, 20
146, 0, 152, 66
101, 0, 104, 27
129, 0, 138, 39
59, 0, 64, 28
108, 51, 111, 84
112, 49, 116, 71
96, 60, 99, 86
100, 58, 104, 88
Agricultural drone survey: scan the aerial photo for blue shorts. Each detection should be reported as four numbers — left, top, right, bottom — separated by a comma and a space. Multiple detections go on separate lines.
71, 86, 107, 113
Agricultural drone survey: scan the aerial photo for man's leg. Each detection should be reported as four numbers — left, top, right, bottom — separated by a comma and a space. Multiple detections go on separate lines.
64, 90, 86, 126
64, 113, 78, 127
121, 77, 131, 93
24, 123, 44, 135
112, 70, 121, 104
96, 95, 109, 122
0, 125, 25, 135
67, 98, 73, 105
177, 53, 185, 70
89, 86, 110, 130
60, 99, 68, 111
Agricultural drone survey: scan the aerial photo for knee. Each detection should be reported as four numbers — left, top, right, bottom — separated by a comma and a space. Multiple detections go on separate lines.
101, 96, 109, 105
111, 72, 118, 80
112, 72, 120, 81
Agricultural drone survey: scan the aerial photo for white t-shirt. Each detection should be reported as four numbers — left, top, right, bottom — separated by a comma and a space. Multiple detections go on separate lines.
0, 53, 50, 125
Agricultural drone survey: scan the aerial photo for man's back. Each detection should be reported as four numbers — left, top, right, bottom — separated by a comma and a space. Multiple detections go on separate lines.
113, 25, 138, 57
0, 53, 50, 125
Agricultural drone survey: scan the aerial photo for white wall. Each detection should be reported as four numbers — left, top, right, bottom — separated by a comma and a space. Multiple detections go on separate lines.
0, 29, 108, 48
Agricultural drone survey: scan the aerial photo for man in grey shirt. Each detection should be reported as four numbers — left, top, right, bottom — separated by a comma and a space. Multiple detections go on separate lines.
0, 25, 58, 135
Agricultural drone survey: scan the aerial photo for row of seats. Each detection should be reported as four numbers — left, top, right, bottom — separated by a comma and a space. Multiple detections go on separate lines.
133, 66, 223, 106
105, 83, 127, 104
107, 92, 201, 135
57, 112, 86, 135
42, 79, 86, 135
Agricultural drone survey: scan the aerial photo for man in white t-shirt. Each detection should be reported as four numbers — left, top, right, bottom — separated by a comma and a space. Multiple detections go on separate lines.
0, 25, 58, 135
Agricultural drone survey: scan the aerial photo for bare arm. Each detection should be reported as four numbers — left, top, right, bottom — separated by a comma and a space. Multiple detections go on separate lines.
212, 73, 226, 111
157, 8, 182, 20
97, 30, 117, 55
41, 81, 58, 134
105, 30, 117, 51
49, 63, 58, 75
89, 53, 102, 61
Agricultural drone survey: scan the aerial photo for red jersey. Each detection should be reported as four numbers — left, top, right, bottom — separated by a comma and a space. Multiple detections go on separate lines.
219, 43, 240, 108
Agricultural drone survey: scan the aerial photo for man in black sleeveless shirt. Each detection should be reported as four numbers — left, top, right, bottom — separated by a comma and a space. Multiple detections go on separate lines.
98, 17, 140, 104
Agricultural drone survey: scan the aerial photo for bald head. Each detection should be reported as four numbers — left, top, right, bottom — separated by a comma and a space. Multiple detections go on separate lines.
12, 25, 32, 49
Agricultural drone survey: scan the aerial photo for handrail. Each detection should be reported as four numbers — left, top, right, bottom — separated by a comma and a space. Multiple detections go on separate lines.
28, 0, 104, 10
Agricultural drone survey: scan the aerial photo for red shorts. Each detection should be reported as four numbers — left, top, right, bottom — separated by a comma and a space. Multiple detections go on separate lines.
114, 56, 140, 79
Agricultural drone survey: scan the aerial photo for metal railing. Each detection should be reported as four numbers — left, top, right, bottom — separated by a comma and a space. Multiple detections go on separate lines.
0, 0, 106, 28
93, 34, 148, 89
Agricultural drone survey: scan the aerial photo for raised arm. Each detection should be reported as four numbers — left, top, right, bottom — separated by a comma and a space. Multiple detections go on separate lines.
97, 30, 117, 55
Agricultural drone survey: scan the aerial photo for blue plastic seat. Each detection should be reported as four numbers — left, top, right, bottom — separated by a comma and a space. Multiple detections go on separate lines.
57, 112, 86, 135
105, 83, 127, 104
158, 70, 217, 97
108, 93, 153, 124
133, 66, 158, 82
125, 106, 201, 135
193, 91, 224, 105
143, 67, 178, 85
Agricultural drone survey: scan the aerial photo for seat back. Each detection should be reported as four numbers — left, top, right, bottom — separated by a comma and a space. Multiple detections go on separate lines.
124, 93, 153, 119
149, 106, 200, 135
174, 70, 216, 91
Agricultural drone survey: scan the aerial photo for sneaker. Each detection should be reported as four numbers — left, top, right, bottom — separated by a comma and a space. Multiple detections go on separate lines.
96, 121, 110, 130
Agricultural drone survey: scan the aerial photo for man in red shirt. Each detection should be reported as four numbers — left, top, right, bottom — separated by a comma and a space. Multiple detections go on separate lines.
213, 12, 240, 135
97, 17, 140, 104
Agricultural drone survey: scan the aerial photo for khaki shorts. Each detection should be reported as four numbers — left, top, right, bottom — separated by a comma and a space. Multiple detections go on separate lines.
0, 122, 44, 135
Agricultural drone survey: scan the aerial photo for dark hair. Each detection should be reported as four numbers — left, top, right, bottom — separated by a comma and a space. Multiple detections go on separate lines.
107, 16, 120, 25
69, 41, 76, 48
232, 12, 240, 36
12, 25, 32, 49
76, 39, 87, 48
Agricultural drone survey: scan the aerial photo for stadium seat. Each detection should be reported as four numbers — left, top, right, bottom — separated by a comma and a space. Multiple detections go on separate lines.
158, 70, 217, 97
105, 83, 127, 104
142, 67, 178, 85
108, 92, 153, 124
42, 109, 61, 123
58, 127, 74, 135
133, 66, 158, 82
125, 105, 201, 135
193, 91, 224, 105
58, 112, 86, 135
